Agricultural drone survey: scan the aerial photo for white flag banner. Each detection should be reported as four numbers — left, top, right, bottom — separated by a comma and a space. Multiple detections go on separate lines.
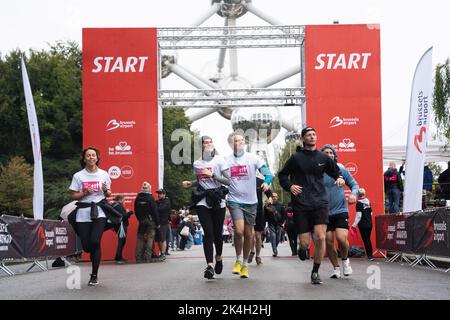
403, 47, 433, 213
21, 57, 44, 220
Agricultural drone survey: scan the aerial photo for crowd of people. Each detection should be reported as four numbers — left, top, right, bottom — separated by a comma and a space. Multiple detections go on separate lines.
68, 131, 450, 287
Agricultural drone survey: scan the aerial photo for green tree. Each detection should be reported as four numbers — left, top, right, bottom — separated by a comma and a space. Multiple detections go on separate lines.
432, 58, 450, 145
0, 157, 33, 217
272, 142, 299, 205
162, 108, 198, 210
0, 42, 82, 218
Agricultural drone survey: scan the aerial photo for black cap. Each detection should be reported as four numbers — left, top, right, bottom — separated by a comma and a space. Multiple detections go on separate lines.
156, 189, 166, 194
301, 127, 316, 138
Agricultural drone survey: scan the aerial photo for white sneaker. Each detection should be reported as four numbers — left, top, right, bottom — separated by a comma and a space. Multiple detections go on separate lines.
330, 267, 341, 279
342, 259, 353, 276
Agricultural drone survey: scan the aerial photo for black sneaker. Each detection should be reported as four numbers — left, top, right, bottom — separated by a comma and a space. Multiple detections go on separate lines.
248, 251, 255, 264
214, 260, 223, 275
204, 265, 215, 279
298, 248, 307, 261
311, 272, 323, 285
88, 274, 99, 286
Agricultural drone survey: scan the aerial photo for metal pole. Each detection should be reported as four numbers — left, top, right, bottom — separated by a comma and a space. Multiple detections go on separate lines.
228, 18, 239, 78
253, 65, 301, 88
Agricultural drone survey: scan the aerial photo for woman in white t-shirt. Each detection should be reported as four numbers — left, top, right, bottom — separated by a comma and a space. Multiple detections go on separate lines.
69, 147, 111, 286
182, 136, 230, 280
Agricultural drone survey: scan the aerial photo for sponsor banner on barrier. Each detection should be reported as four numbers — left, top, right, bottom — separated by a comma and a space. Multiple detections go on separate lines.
24, 218, 77, 259
0, 215, 77, 260
0, 215, 25, 260
407, 208, 450, 257
306, 24, 383, 251
375, 214, 411, 253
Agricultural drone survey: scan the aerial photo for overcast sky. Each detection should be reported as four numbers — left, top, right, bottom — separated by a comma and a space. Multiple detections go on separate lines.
2, 0, 449, 160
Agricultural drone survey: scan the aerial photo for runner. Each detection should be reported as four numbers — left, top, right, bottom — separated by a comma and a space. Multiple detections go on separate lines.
278, 128, 344, 285
226, 132, 273, 279
68, 147, 119, 286
321, 144, 359, 279
182, 136, 230, 279
248, 176, 273, 265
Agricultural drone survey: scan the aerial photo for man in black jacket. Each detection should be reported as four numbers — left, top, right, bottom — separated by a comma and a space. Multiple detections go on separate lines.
278, 127, 344, 285
384, 162, 403, 213
134, 182, 160, 263
438, 162, 450, 202
156, 189, 172, 258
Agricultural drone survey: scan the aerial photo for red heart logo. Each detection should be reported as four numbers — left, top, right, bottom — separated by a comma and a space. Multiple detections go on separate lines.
342, 138, 351, 146
119, 142, 128, 149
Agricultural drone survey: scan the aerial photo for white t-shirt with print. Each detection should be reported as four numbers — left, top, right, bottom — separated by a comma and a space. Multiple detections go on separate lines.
225, 152, 266, 205
69, 168, 111, 222
193, 155, 229, 208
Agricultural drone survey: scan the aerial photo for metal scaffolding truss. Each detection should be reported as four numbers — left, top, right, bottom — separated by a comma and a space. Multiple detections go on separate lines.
157, 25, 305, 49
159, 87, 305, 109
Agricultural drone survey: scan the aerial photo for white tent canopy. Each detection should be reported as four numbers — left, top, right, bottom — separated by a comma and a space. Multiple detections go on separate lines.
383, 144, 450, 164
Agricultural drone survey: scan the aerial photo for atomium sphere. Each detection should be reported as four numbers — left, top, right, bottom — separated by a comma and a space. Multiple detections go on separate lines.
231, 107, 281, 144
212, 0, 249, 19
160, 52, 178, 78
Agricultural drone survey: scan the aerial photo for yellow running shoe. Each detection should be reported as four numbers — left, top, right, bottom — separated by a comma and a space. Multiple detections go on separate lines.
240, 265, 249, 278
232, 260, 242, 274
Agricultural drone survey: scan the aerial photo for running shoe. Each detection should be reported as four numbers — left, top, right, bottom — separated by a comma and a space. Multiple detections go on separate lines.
330, 267, 341, 279
232, 260, 243, 274
311, 272, 323, 285
297, 248, 307, 261
88, 274, 99, 286
204, 265, 215, 279
255, 257, 263, 265
342, 259, 353, 276
240, 265, 249, 278
248, 251, 255, 264
214, 260, 223, 274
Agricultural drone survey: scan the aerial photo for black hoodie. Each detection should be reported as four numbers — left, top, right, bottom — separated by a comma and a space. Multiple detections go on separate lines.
384, 168, 403, 192
278, 149, 342, 210
134, 192, 160, 225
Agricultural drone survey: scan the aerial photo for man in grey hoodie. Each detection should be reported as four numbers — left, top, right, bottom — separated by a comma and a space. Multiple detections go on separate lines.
321, 144, 359, 279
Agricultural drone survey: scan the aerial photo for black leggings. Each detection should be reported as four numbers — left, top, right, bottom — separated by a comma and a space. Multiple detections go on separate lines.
76, 218, 107, 276
287, 227, 297, 254
196, 206, 226, 264
358, 225, 373, 258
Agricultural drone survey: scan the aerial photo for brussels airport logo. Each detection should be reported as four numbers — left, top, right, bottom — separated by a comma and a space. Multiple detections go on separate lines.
335, 138, 357, 153
38, 226, 46, 253
92, 56, 149, 73
414, 127, 426, 154
329, 116, 360, 128
315, 53, 371, 70
106, 119, 136, 132
108, 142, 132, 156
108, 165, 134, 180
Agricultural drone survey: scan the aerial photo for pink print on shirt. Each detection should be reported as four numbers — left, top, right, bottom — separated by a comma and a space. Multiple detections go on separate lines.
195, 167, 213, 181
82, 181, 101, 192
230, 165, 249, 180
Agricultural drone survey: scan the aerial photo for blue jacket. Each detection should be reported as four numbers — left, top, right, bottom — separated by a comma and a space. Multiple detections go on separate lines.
323, 163, 359, 215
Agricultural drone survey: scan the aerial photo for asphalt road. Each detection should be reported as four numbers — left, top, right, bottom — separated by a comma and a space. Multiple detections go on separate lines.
1, 241, 449, 300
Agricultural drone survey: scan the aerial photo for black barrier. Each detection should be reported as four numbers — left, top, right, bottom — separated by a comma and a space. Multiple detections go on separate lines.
407, 208, 450, 257
0, 215, 26, 260
375, 208, 450, 258
0, 215, 77, 261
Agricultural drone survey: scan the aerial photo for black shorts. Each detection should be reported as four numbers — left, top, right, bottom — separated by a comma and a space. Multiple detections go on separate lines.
294, 206, 329, 234
327, 212, 349, 232
254, 206, 266, 232
155, 224, 169, 242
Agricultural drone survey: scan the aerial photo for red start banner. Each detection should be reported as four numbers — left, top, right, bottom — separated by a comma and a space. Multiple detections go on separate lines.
305, 24, 383, 252
82, 28, 159, 260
